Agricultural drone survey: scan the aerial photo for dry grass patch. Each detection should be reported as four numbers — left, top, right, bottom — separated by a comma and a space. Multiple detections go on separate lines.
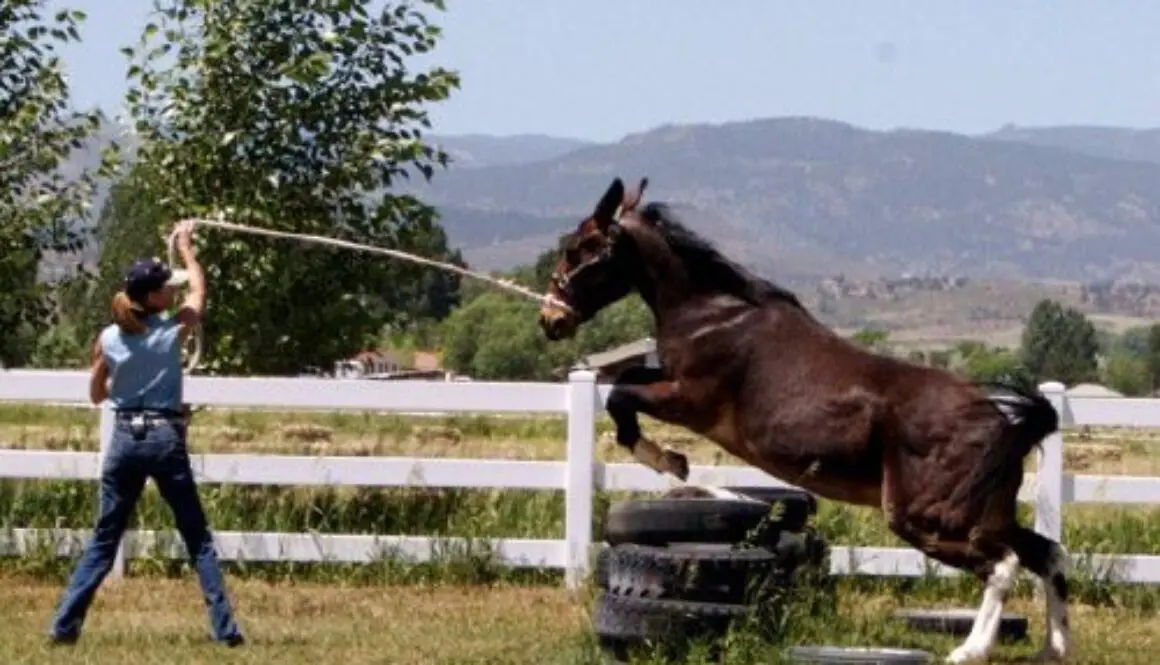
4, 405, 1160, 475
823, 588, 1160, 665
0, 576, 587, 665
1, 575, 1157, 664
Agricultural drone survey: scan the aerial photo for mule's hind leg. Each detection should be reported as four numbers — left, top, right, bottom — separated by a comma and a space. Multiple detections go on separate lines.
883, 468, 1018, 661
1009, 526, 1070, 661
945, 542, 1022, 664
882, 524, 1018, 662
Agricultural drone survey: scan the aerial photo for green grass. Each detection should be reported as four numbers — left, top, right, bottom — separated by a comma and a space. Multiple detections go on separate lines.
3, 572, 1158, 664
3, 404, 1160, 663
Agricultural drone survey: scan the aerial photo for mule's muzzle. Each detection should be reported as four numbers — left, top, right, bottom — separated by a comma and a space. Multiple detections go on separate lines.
539, 304, 578, 341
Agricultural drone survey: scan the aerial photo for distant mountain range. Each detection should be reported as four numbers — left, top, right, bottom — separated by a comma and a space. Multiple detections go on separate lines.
49, 118, 1160, 289
985, 124, 1160, 165
409, 120, 1160, 284
428, 133, 594, 168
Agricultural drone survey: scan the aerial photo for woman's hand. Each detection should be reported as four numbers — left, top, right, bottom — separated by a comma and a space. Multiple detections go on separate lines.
173, 219, 197, 256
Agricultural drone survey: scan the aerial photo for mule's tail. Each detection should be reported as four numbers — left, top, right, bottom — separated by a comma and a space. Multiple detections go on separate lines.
985, 381, 1060, 452
965, 381, 1061, 505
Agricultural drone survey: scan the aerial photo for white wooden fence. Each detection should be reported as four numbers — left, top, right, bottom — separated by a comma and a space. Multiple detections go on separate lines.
2, 369, 1160, 589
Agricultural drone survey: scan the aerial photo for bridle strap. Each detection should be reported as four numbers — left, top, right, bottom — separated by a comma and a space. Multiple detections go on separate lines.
552, 243, 613, 290
549, 203, 638, 295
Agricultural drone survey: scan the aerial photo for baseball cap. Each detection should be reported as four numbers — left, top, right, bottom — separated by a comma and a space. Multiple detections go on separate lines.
124, 257, 189, 300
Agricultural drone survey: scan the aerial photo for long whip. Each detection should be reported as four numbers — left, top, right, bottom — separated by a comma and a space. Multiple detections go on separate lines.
166, 214, 570, 371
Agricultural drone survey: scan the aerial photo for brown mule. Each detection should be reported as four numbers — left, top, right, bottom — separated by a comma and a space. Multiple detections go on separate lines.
538, 177, 1070, 663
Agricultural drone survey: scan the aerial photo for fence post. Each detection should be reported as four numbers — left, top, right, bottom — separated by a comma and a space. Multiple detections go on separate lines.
564, 368, 597, 591
1035, 381, 1068, 544
97, 403, 126, 580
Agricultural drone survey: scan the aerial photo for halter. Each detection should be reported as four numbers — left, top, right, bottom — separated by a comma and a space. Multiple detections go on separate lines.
551, 243, 614, 292
549, 205, 627, 297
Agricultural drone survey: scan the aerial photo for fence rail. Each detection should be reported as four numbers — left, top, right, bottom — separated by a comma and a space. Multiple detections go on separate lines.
3, 369, 1160, 588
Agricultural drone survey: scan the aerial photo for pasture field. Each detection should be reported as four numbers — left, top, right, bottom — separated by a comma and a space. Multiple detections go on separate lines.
1, 575, 1158, 664
5, 402, 1160, 474
2, 403, 1160, 663
815, 277, 1155, 350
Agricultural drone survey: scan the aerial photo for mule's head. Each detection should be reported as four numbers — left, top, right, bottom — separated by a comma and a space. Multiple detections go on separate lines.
539, 177, 648, 341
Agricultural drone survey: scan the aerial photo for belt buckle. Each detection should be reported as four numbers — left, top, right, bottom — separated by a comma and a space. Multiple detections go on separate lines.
129, 413, 147, 437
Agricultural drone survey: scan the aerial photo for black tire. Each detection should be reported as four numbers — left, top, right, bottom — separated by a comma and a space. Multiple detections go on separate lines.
777, 529, 835, 586
602, 497, 789, 546
761, 530, 837, 614
785, 646, 934, 664
599, 531, 830, 595
593, 547, 612, 589
604, 543, 781, 604
592, 592, 751, 661
765, 529, 831, 570
891, 608, 1029, 642
723, 486, 818, 531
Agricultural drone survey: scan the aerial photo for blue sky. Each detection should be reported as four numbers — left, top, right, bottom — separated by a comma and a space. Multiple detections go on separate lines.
50, 0, 1160, 142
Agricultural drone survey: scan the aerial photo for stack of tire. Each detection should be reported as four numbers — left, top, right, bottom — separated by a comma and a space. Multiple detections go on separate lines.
590, 486, 832, 663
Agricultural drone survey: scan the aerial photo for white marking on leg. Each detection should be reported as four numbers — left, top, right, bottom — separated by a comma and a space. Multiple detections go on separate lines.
1035, 545, 1070, 662
947, 551, 1021, 664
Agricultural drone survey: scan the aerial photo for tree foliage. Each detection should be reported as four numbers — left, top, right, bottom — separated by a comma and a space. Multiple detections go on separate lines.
1020, 298, 1099, 385
1146, 324, 1160, 390
1102, 349, 1151, 397
959, 343, 1031, 386
57, 165, 170, 340
0, 1, 115, 366
1091, 323, 1160, 396
439, 292, 653, 381
120, 0, 461, 374
849, 327, 890, 351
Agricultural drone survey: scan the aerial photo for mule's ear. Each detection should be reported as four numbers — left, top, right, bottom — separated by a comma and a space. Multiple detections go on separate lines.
622, 177, 649, 213
593, 178, 625, 230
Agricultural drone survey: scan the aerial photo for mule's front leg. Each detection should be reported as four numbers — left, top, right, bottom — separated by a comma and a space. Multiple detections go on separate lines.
605, 366, 690, 481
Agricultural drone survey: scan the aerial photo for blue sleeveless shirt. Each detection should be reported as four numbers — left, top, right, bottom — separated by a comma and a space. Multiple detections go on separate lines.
98, 314, 184, 412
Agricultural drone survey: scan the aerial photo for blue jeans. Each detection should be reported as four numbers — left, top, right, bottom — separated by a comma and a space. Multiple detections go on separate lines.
49, 416, 242, 643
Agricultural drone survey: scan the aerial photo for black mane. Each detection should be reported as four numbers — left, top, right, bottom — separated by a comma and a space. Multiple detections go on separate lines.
636, 202, 807, 311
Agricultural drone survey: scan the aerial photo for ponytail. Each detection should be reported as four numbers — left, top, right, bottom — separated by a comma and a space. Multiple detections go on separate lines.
111, 291, 147, 335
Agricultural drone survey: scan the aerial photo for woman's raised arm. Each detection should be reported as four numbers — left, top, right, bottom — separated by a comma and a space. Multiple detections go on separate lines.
172, 220, 207, 337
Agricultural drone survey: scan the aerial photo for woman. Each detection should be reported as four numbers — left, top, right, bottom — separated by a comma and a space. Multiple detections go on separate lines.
49, 220, 244, 647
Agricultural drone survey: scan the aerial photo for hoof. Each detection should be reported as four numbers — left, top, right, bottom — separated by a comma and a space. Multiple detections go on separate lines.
662, 448, 690, 481
1033, 647, 1066, 662
946, 645, 988, 664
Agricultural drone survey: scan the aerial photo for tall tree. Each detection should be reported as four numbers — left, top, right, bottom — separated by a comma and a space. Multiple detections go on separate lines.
1020, 298, 1100, 385
122, 0, 460, 374
60, 165, 169, 340
959, 344, 1031, 386
0, 2, 115, 366
1144, 324, 1160, 391
1102, 350, 1151, 397
1108, 324, 1153, 359
439, 292, 653, 382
